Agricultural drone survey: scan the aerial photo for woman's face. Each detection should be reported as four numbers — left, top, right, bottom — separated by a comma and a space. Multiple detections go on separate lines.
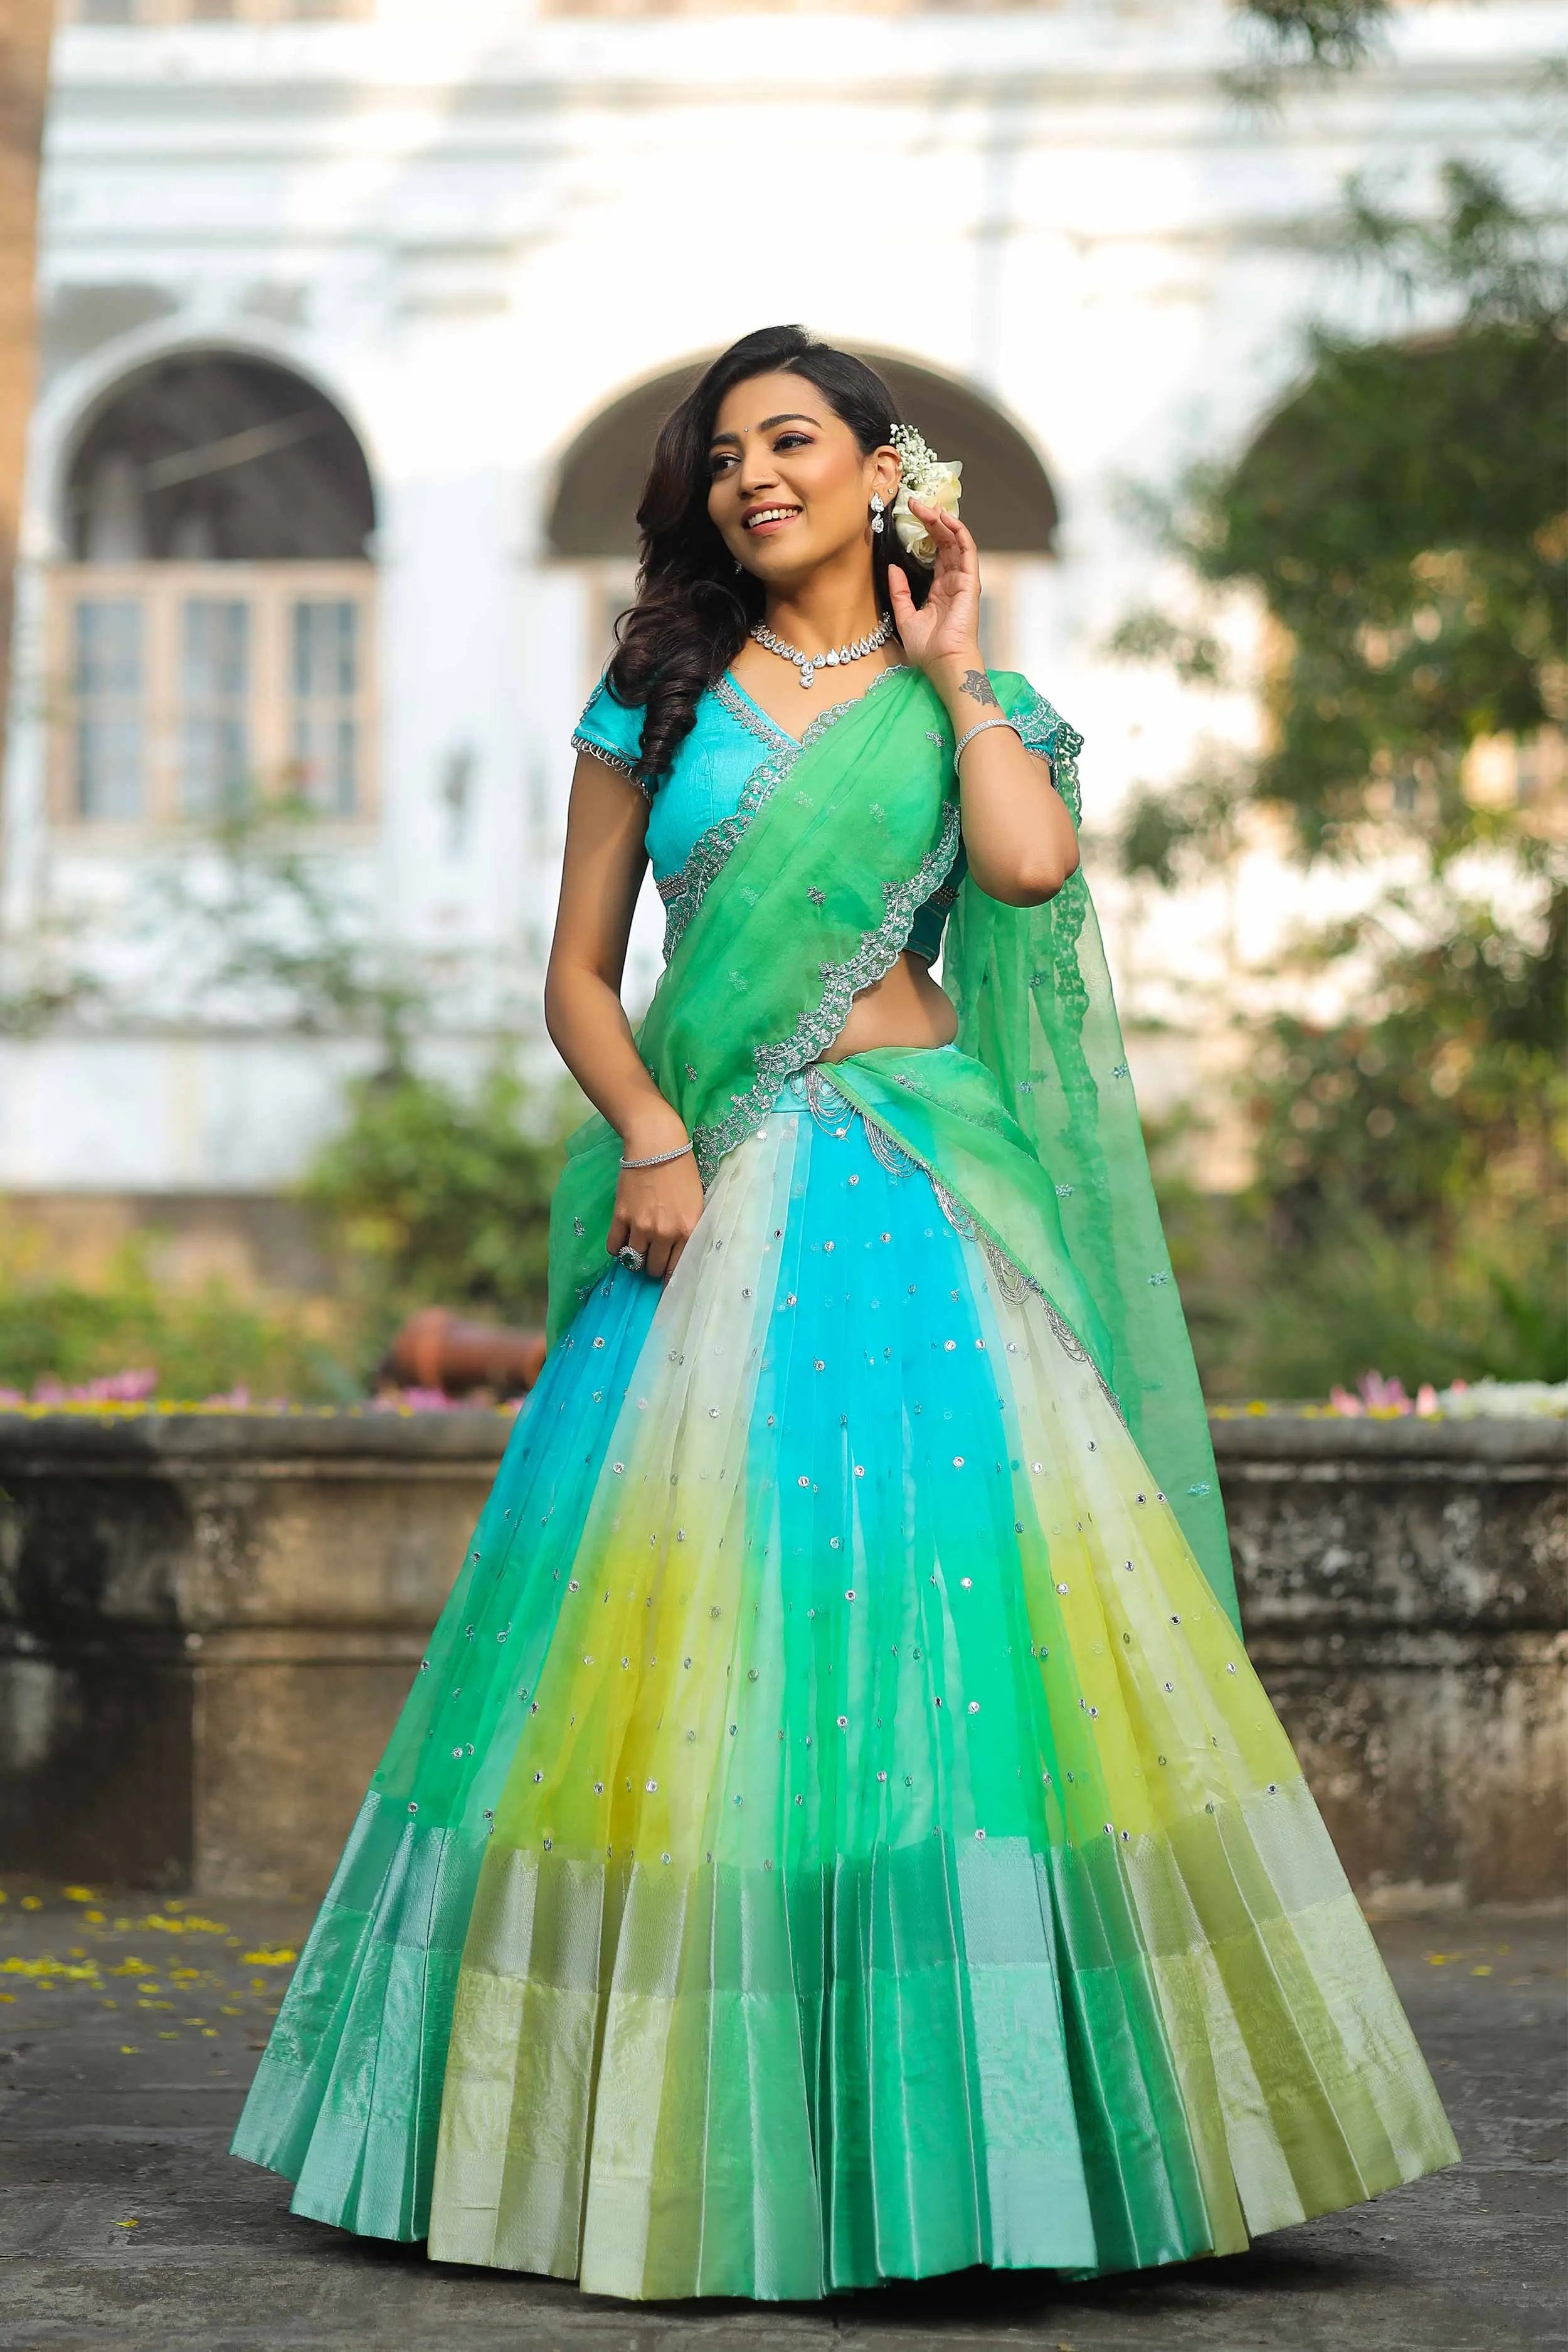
706, 370, 898, 591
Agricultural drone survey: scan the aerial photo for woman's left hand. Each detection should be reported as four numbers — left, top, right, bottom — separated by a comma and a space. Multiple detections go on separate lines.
886, 498, 983, 681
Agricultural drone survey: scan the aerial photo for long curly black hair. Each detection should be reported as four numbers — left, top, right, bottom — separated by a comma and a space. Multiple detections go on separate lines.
604, 326, 930, 788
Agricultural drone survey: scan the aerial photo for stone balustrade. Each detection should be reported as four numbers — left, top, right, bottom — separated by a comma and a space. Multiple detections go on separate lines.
1, 1409, 1562, 1905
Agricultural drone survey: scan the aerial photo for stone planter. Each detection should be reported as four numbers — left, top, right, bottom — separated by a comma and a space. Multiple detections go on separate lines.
1219, 1414, 1566, 1910
0, 1412, 509, 1900
0, 1408, 1562, 1905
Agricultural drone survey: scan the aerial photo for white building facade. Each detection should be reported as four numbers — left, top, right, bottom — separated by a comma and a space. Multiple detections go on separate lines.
1, 0, 1560, 1207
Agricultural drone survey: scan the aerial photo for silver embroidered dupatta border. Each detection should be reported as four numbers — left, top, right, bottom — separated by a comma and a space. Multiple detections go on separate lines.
688, 795, 963, 1182
625, 662, 967, 1182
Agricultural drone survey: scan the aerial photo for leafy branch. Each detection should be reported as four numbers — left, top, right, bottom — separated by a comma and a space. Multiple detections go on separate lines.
1108, 165, 1565, 871
1234, 0, 1390, 74
131, 791, 426, 1065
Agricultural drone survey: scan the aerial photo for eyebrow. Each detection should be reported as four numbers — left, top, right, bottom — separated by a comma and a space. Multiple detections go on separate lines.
708, 411, 822, 450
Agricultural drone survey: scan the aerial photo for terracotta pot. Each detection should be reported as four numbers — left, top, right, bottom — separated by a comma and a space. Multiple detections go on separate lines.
388, 1307, 547, 1397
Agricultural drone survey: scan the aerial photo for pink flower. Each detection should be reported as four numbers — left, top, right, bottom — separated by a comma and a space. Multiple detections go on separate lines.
31, 1367, 157, 1405
1358, 1370, 1413, 1415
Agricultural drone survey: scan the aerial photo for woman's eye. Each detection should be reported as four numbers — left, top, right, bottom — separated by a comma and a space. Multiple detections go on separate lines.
773, 433, 811, 452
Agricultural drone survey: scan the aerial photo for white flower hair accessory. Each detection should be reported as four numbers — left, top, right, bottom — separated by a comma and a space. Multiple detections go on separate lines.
889, 421, 963, 564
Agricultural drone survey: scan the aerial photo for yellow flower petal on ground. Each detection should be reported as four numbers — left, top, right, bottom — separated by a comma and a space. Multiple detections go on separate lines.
1, 1956, 100, 1982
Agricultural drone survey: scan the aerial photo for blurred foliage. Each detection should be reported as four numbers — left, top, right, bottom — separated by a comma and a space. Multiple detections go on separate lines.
0, 1060, 575, 1399
1197, 325, 1562, 864
1114, 162, 1567, 1396
1247, 893, 1565, 1251
137, 792, 426, 1057
1158, 891, 1567, 1397
0, 803, 578, 1397
1233, 0, 1389, 74
1115, 770, 1249, 893
1225, 0, 1391, 105
1, 790, 426, 1049
0, 1231, 354, 1404
1157, 1179, 1564, 1403
1117, 167, 1566, 872
302, 1064, 571, 1372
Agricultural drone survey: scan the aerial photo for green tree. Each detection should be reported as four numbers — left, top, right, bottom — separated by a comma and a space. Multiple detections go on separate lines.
1113, 166, 1567, 1396
302, 1065, 571, 1370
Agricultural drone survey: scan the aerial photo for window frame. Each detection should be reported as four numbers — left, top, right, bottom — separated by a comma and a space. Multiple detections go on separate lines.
46, 561, 379, 837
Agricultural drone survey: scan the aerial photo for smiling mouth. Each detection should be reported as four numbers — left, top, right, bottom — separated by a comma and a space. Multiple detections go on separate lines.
743, 506, 802, 533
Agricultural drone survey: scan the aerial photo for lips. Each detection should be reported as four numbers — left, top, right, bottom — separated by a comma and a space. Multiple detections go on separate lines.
743, 505, 802, 534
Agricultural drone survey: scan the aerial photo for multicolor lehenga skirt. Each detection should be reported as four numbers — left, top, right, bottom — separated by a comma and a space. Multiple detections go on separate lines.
233, 1056, 1458, 2300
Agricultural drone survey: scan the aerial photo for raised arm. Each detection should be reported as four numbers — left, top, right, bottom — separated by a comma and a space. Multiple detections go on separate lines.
544, 750, 705, 1279
887, 499, 1080, 908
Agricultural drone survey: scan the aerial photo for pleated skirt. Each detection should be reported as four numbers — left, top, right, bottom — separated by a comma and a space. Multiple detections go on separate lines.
232, 1060, 1458, 2299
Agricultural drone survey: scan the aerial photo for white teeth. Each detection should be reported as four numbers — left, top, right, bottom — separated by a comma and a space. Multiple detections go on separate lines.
745, 507, 798, 528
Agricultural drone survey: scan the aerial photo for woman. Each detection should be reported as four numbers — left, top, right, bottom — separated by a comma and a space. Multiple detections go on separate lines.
234, 327, 1456, 2300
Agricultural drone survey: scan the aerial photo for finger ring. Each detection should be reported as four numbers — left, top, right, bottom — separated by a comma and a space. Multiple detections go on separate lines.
616, 1244, 647, 1273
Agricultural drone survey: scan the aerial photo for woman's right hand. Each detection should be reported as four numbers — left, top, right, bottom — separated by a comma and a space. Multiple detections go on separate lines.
607, 1131, 706, 1281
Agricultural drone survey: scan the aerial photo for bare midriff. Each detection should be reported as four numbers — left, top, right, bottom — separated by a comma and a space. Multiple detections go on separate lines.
818, 951, 958, 1062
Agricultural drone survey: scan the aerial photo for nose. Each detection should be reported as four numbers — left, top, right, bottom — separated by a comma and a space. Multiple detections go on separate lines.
734, 437, 780, 499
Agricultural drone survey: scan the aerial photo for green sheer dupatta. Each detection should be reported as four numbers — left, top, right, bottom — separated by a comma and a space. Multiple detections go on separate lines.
546, 664, 1239, 1632
891, 681, 1235, 1628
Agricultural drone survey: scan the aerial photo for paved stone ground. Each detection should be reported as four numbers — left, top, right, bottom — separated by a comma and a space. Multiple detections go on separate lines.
0, 1880, 1562, 2352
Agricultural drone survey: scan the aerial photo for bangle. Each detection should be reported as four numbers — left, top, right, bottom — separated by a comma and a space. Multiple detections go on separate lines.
953, 716, 1021, 773
620, 1141, 693, 1170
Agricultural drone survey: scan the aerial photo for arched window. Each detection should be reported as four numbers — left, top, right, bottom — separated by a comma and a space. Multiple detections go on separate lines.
548, 351, 1057, 674
50, 352, 378, 826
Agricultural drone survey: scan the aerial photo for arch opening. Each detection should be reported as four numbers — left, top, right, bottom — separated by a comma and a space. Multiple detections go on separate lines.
51, 352, 378, 829
65, 352, 375, 564
547, 350, 1058, 560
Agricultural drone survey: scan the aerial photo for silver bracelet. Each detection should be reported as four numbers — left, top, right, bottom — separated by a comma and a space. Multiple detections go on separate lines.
953, 716, 1022, 772
619, 1141, 694, 1170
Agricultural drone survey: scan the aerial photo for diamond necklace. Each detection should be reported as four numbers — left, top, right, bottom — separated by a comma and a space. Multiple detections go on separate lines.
750, 610, 894, 691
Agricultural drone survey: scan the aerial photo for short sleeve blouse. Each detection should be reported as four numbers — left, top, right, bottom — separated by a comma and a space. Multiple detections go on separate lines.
572, 668, 1060, 967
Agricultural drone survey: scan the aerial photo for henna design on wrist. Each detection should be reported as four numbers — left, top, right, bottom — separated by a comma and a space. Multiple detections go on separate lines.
960, 669, 999, 709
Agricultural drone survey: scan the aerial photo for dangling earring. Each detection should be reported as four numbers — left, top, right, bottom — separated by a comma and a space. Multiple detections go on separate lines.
869, 492, 886, 536
734, 555, 743, 573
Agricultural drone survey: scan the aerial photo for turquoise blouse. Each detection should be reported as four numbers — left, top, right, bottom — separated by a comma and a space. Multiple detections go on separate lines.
573, 669, 966, 967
